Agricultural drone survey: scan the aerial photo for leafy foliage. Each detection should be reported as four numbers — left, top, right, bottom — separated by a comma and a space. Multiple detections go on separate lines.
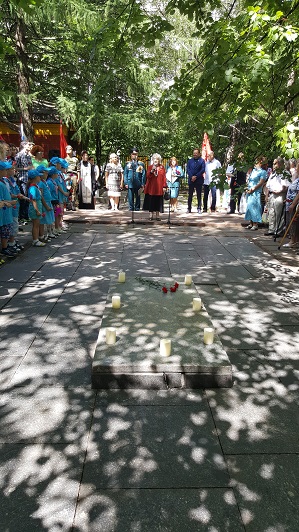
0, 0, 298, 163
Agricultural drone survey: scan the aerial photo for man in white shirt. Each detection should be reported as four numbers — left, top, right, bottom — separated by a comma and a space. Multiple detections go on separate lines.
203, 151, 221, 212
265, 157, 291, 236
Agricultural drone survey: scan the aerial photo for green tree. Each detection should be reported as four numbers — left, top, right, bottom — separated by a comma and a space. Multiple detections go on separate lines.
162, 0, 299, 160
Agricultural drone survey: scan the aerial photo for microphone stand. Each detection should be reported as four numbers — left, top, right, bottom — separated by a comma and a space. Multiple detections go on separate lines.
167, 187, 171, 228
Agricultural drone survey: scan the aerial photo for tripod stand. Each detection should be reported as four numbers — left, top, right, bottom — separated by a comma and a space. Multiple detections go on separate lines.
167, 188, 171, 227
273, 203, 286, 242
278, 206, 298, 249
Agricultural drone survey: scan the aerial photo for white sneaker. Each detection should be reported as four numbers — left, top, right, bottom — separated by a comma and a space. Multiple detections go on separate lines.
33, 240, 46, 247
48, 233, 57, 238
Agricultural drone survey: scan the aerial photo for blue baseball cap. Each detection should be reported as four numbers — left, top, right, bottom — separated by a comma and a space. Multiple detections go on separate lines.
49, 157, 61, 165
0, 161, 12, 170
47, 167, 59, 177
28, 169, 41, 180
36, 165, 49, 175
59, 158, 69, 169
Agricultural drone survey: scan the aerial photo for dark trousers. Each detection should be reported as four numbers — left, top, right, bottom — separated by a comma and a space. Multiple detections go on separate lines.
203, 184, 216, 211
188, 181, 203, 211
230, 181, 243, 213
128, 187, 141, 211
18, 181, 29, 220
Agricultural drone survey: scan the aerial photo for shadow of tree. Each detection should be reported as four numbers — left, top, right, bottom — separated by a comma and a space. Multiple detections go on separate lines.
0, 229, 298, 530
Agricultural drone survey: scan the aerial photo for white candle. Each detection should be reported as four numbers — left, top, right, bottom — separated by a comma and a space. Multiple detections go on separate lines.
203, 327, 214, 345
193, 297, 202, 311
106, 327, 116, 345
160, 338, 172, 357
184, 274, 192, 286
118, 271, 126, 283
112, 295, 121, 309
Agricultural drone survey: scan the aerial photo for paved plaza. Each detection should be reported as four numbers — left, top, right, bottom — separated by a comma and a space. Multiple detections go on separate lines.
1, 212, 299, 531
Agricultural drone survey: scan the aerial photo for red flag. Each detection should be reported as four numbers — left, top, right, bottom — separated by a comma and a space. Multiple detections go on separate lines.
60, 120, 68, 158
201, 132, 212, 161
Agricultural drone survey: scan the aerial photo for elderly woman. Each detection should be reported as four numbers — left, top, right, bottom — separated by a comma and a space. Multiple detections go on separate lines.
143, 153, 167, 220
244, 156, 268, 231
105, 153, 123, 211
31, 145, 48, 168
166, 157, 183, 212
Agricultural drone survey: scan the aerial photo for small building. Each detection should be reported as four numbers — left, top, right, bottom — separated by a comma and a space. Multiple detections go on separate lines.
0, 101, 79, 157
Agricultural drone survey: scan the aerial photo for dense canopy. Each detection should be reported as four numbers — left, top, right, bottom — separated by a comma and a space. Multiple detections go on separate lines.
0, 0, 298, 162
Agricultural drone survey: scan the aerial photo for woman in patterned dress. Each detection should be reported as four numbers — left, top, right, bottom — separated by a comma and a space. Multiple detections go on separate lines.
105, 153, 124, 211
244, 156, 268, 231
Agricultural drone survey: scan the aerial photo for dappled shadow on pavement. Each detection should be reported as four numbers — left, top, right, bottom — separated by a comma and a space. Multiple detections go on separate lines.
0, 226, 298, 530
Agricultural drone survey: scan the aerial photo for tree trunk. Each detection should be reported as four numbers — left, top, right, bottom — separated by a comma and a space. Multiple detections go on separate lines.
95, 129, 104, 184
225, 121, 241, 165
15, 15, 34, 142
95, 129, 102, 165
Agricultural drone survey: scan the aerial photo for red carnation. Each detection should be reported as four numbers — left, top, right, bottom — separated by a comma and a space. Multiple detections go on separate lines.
170, 286, 176, 292
162, 286, 168, 293
174, 282, 179, 288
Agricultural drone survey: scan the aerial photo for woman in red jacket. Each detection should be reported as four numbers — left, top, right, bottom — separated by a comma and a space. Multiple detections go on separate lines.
143, 153, 167, 220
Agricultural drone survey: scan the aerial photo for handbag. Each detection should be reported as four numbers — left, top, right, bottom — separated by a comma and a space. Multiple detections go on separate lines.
164, 189, 170, 201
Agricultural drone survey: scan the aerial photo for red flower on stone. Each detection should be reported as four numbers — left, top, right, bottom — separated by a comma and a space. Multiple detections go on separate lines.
162, 286, 168, 293
170, 286, 176, 292
174, 282, 179, 288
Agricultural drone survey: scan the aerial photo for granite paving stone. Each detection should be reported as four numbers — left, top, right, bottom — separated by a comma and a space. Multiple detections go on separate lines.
0, 356, 24, 391
199, 251, 238, 265
227, 454, 299, 531
0, 283, 22, 309
209, 318, 261, 350
10, 347, 94, 388
82, 403, 230, 489
1, 221, 299, 530
167, 268, 217, 285
77, 253, 122, 277
206, 384, 299, 453
0, 387, 95, 444
0, 443, 85, 531
210, 264, 254, 282
74, 487, 243, 532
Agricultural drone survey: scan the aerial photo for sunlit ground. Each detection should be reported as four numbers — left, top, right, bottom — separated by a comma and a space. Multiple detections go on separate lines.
0, 223, 299, 531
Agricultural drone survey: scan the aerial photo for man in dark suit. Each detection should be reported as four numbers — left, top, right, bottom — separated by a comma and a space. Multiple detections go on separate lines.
186, 148, 205, 213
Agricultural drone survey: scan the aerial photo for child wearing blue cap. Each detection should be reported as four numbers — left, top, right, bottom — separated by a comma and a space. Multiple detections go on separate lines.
56, 163, 69, 232
27, 169, 46, 247
0, 161, 18, 257
36, 165, 55, 242
47, 167, 61, 236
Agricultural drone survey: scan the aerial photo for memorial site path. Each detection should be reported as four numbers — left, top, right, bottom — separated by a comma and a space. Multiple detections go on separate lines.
0, 209, 299, 531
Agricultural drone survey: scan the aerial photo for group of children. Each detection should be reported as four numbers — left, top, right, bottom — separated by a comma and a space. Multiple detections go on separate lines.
0, 157, 70, 261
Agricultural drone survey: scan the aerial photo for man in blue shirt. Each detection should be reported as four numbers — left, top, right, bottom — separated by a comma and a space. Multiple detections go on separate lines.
186, 148, 205, 213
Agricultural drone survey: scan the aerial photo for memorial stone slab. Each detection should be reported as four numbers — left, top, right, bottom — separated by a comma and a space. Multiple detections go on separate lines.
92, 277, 232, 389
